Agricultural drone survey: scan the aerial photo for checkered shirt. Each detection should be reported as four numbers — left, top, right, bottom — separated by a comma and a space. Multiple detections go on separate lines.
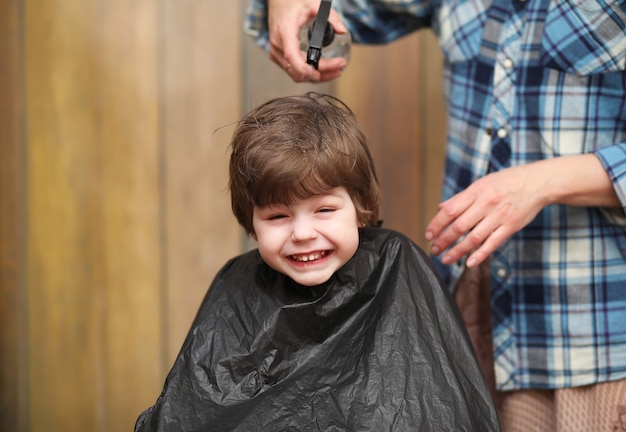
245, 0, 626, 391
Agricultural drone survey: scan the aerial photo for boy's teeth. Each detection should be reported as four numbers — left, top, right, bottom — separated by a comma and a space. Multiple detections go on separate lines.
293, 251, 327, 262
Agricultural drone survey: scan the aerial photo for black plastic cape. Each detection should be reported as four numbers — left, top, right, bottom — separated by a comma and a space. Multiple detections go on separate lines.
135, 228, 500, 431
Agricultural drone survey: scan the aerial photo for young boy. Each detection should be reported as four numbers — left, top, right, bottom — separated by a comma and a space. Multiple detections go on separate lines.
135, 93, 500, 431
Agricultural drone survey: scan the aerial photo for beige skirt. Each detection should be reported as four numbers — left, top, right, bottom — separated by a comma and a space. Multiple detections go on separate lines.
455, 260, 626, 432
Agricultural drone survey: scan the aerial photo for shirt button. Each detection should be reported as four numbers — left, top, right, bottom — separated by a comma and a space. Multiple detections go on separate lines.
496, 267, 508, 278
502, 58, 514, 69
497, 128, 508, 139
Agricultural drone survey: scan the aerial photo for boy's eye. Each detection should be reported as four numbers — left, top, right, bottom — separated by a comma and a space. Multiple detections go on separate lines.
267, 214, 287, 220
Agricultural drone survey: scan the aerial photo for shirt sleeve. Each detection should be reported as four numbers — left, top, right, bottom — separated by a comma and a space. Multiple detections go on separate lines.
593, 142, 626, 212
244, 0, 271, 51
244, 0, 433, 51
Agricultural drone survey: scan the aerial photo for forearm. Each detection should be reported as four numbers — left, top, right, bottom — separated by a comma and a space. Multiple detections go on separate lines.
535, 153, 620, 209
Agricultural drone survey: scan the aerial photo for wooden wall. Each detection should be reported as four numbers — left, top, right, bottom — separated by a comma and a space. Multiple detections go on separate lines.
0, 1, 445, 431
1, 1, 242, 431
337, 33, 446, 243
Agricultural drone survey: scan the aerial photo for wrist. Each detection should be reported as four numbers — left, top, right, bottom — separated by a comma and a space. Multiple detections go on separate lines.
535, 154, 618, 208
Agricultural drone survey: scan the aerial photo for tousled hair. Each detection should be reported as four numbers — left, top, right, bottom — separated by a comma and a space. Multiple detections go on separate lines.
229, 92, 381, 235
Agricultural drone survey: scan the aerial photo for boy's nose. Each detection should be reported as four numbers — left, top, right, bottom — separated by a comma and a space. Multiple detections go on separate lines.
291, 217, 317, 241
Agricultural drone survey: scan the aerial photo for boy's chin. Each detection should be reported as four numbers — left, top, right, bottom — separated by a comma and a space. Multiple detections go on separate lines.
286, 270, 335, 287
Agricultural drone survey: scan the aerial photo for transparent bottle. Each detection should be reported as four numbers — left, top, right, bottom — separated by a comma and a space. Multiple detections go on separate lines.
299, 18, 351, 68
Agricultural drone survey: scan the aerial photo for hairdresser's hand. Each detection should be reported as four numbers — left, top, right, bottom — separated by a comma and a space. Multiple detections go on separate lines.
425, 164, 548, 268
425, 154, 620, 268
268, 0, 348, 83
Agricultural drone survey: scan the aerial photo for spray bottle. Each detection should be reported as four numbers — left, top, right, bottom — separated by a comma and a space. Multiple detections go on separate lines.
299, 0, 351, 69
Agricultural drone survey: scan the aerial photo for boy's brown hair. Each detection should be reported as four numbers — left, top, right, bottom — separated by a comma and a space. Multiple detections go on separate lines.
229, 92, 381, 236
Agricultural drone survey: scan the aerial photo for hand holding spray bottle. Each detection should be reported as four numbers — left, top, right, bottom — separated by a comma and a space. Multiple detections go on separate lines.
299, 0, 351, 69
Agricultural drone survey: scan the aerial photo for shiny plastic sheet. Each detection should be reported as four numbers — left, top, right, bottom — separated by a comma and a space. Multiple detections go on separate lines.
135, 228, 500, 431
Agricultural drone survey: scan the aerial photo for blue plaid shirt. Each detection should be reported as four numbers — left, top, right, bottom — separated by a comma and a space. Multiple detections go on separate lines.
246, 0, 626, 391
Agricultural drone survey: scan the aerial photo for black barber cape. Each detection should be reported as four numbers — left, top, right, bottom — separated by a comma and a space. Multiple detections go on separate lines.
135, 227, 500, 431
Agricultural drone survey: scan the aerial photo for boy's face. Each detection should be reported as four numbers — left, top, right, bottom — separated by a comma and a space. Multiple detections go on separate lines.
252, 187, 360, 287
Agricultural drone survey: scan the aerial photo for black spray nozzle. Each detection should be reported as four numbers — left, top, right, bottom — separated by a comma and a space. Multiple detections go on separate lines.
306, 0, 333, 69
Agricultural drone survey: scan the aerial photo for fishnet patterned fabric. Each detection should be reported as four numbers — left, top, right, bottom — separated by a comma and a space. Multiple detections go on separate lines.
498, 379, 626, 432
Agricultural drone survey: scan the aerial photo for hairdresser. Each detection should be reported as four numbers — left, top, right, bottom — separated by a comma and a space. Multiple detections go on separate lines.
245, 1, 626, 430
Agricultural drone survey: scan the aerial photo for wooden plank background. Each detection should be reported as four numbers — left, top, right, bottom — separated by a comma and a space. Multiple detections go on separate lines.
0, 1, 445, 430
1, 1, 28, 430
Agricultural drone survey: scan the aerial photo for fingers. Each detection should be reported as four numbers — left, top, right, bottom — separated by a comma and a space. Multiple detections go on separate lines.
430, 203, 484, 262
426, 187, 510, 267
327, 9, 348, 34
267, 0, 318, 82
269, 45, 345, 83
465, 226, 509, 267
425, 159, 552, 268
424, 176, 513, 267
425, 185, 539, 268
269, 24, 319, 82
269, 47, 319, 82
425, 194, 475, 249
266, 0, 347, 83
316, 57, 347, 80
438, 216, 507, 268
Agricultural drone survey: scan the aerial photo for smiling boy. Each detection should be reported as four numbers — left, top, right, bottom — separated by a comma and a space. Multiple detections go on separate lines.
253, 188, 360, 286
135, 93, 500, 431
228, 92, 380, 291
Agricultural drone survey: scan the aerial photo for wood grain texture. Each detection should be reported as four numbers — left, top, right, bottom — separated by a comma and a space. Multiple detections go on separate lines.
418, 31, 447, 237
24, 2, 106, 428
3, 1, 247, 430
23, 1, 162, 430
96, 3, 163, 430
336, 31, 446, 250
160, 0, 243, 369
0, 0, 28, 430
337, 35, 423, 245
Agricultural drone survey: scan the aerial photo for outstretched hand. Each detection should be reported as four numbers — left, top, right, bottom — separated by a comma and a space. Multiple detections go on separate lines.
425, 165, 548, 268
425, 154, 620, 268
268, 0, 348, 83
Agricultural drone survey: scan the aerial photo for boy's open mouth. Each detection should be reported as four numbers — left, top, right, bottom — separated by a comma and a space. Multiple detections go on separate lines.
289, 250, 329, 262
